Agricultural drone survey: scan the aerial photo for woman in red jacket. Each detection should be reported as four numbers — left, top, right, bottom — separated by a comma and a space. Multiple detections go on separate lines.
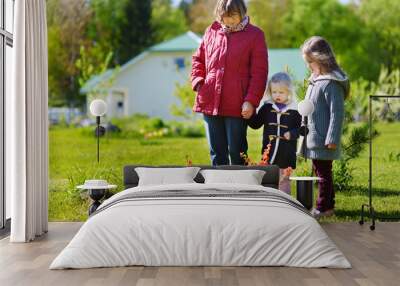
191, 0, 268, 166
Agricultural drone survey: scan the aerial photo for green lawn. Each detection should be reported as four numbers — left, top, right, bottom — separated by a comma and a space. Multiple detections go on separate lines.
49, 123, 400, 222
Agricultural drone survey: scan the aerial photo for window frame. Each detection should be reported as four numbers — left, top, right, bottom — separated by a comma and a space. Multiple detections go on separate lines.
0, 0, 14, 232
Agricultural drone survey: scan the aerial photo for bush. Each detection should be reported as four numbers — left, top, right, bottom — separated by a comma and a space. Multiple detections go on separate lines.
74, 114, 206, 139
170, 81, 197, 121
333, 159, 354, 192
333, 123, 378, 191
347, 67, 400, 122
169, 120, 205, 138
388, 151, 400, 162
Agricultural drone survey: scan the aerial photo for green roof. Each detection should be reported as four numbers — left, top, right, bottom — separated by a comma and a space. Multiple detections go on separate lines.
149, 31, 201, 52
80, 69, 115, 94
81, 32, 201, 93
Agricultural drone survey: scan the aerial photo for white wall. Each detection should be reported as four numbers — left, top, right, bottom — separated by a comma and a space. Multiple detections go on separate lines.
112, 51, 193, 120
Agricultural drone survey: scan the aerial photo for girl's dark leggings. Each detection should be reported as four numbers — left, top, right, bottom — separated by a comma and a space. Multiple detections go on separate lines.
312, 159, 335, 211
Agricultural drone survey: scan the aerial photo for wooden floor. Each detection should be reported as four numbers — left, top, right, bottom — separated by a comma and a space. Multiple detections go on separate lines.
0, 222, 399, 286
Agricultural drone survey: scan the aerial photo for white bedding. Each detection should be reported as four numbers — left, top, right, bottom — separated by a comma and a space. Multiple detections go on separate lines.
50, 183, 351, 269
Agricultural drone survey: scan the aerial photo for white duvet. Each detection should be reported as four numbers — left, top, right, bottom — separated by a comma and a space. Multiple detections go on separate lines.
50, 183, 351, 269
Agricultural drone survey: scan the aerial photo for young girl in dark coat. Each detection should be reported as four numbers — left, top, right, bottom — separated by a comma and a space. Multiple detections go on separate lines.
247, 72, 301, 194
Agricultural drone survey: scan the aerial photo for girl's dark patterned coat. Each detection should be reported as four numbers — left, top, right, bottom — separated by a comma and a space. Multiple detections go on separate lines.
248, 100, 301, 169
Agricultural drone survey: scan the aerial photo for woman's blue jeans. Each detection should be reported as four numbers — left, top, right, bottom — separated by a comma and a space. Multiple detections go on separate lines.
203, 115, 248, 166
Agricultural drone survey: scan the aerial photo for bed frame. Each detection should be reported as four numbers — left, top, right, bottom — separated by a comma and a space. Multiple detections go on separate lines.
123, 165, 280, 190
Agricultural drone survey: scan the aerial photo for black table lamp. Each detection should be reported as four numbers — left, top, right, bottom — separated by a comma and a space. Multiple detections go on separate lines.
89, 99, 107, 163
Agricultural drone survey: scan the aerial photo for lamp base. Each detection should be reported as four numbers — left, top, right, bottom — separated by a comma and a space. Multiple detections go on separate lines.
95, 125, 106, 137
299, 125, 309, 136
88, 188, 106, 215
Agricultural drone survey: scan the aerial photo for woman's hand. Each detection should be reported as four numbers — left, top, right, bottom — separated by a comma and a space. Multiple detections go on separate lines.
241, 101, 254, 119
326, 143, 337, 150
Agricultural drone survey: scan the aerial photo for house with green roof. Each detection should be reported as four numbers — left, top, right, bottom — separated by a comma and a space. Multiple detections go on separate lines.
81, 31, 307, 120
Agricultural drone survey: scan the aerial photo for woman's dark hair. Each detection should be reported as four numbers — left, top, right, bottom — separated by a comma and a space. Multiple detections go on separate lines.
215, 0, 247, 22
301, 36, 345, 76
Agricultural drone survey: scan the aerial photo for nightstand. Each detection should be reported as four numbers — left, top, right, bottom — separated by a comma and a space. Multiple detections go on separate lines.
77, 180, 117, 215
289, 176, 321, 210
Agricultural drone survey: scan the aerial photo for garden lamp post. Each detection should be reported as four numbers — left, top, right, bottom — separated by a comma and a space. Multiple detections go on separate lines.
90, 99, 107, 163
298, 99, 315, 162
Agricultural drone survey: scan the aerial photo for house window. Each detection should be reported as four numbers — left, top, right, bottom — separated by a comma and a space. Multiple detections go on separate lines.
1, 0, 14, 232
174, 57, 185, 70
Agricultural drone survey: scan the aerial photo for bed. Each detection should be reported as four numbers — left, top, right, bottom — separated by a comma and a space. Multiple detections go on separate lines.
50, 165, 351, 269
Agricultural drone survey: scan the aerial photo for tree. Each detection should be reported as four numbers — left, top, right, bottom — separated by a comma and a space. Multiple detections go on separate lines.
88, 0, 153, 66
151, 0, 188, 43
178, 0, 192, 27
75, 46, 115, 104
358, 0, 400, 75
188, 0, 215, 34
47, 0, 92, 107
248, 0, 291, 48
280, 0, 375, 80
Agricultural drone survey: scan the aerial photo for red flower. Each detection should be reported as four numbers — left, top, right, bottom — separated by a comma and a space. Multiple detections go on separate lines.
186, 155, 193, 166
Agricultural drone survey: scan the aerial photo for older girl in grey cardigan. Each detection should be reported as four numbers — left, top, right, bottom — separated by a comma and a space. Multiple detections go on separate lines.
301, 36, 350, 218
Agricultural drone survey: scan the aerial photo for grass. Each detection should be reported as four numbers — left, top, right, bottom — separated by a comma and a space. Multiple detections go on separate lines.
49, 122, 400, 222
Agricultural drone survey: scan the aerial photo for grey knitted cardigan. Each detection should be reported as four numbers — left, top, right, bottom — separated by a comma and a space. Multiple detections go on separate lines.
304, 71, 350, 160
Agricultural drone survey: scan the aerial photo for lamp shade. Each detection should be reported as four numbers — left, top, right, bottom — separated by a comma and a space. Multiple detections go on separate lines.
90, 99, 107, 116
298, 99, 315, 116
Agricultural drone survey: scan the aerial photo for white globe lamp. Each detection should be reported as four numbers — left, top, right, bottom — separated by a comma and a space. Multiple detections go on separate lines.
298, 99, 314, 116
90, 99, 107, 117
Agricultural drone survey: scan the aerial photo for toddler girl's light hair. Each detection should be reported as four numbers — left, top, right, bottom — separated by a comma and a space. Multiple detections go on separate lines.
301, 36, 346, 76
214, 0, 247, 22
265, 72, 297, 104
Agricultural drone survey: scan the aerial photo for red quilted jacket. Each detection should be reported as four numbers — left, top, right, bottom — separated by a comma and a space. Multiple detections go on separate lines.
191, 19, 268, 117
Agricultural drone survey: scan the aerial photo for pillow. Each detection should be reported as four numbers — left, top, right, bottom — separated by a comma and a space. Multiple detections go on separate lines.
200, 169, 266, 185
135, 167, 201, 186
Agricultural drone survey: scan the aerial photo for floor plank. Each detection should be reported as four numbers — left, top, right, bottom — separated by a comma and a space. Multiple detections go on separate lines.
0, 222, 399, 286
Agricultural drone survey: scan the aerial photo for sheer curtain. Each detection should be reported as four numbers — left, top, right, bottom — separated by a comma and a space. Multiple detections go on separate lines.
8, 0, 48, 242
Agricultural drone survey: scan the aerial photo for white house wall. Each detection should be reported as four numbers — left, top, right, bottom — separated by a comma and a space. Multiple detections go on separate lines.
89, 50, 307, 121
112, 52, 193, 120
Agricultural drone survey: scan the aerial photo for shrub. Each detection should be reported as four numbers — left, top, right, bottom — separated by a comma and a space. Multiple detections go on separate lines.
333, 123, 379, 191
169, 120, 205, 138
347, 67, 400, 122
170, 81, 196, 121
388, 151, 400, 162
333, 159, 354, 192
